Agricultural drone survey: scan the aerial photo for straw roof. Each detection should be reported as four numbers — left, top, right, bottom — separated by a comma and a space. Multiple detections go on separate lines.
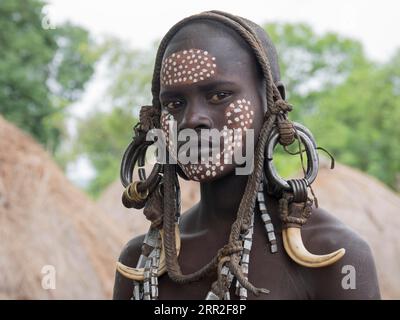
0, 116, 129, 299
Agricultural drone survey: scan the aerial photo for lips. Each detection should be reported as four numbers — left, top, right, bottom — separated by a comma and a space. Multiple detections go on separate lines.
177, 140, 218, 158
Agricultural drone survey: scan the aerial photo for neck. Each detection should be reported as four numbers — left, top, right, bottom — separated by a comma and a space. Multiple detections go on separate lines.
194, 171, 249, 232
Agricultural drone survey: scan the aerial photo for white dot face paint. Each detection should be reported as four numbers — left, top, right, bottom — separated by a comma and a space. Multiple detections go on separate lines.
160, 98, 256, 182
160, 49, 256, 182
217, 98, 255, 175
225, 99, 253, 130
161, 49, 217, 86
160, 110, 177, 159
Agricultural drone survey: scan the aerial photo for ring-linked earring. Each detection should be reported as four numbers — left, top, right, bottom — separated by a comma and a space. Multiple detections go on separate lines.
120, 137, 163, 209
264, 121, 345, 267
116, 108, 181, 293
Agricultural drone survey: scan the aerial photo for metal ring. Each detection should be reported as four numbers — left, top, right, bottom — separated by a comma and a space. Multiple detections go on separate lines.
138, 148, 147, 181
120, 138, 163, 187
299, 179, 309, 201
292, 122, 317, 174
292, 122, 317, 148
288, 179, 308, 202
128, 181, 149, 201
264, 123, 319, 191
120, 139, 149, 187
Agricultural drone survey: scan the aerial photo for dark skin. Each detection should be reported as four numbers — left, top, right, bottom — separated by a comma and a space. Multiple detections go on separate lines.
113, 22, 381, 299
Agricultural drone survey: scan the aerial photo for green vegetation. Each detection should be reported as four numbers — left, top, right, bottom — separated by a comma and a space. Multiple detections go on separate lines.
0, 0, 99, 153
266, 23, 400, 190
70, 39, 156, 196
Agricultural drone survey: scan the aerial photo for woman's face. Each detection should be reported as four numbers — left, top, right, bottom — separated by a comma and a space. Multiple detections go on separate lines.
159, 22, 265, 182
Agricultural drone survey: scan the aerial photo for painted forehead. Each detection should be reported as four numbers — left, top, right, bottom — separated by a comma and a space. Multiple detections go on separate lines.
161, 48, 217, 86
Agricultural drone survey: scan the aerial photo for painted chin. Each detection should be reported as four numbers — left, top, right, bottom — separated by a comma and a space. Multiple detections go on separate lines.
178, 156, 233, 182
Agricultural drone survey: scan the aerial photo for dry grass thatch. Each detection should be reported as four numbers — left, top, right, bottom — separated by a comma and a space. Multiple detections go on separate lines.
0, 116, 129, 299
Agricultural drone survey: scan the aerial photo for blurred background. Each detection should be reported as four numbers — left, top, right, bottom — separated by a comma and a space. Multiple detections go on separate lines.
0, 0, 399, 299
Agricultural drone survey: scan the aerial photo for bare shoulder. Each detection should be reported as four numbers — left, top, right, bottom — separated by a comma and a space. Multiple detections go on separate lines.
301, 207, 381, 299
112, 234, 145, 300
118, 234, 145, 266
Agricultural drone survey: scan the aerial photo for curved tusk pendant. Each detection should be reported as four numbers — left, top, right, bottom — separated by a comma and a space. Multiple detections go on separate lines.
116, 224, 181, 280
282, 227, 345, 268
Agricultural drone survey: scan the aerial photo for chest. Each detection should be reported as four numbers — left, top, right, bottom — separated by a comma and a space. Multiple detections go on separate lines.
157, 219, 312, 300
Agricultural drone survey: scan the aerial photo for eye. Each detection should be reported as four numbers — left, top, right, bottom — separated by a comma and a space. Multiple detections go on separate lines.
162, 100, 184, 111
208, 91, 232, 103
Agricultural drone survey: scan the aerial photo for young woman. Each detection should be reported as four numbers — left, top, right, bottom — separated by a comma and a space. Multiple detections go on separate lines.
113, 10, 380, 300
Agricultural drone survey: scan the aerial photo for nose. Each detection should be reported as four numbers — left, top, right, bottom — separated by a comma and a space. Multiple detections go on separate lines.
178, 101, 212, 132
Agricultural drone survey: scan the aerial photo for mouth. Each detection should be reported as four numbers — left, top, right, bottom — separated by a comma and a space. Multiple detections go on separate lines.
177, 136, 211, 151
177, 144, 219, 158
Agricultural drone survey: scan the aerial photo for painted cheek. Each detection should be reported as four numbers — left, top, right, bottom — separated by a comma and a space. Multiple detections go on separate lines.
160, 111, 208, 182
220, 98, 254, 165
225, 98, 254, 130
160, 111, 177, 157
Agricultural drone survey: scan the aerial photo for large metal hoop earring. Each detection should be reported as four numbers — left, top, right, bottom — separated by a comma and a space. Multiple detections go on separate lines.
264, 122, 319, 195
120, 139, 163, 209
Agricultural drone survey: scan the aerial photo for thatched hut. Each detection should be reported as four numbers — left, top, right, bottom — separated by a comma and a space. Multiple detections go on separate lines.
0, 116, 128, 299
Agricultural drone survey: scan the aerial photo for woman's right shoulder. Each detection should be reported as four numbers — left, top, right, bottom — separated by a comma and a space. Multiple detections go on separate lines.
113, 234, 146, 299
118, 234, 146, 267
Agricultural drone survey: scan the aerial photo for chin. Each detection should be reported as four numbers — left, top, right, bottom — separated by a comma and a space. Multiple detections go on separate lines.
179, 163, 236, 182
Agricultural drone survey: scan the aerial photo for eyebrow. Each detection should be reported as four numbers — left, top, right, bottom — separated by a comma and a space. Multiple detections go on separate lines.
160, 80, 239, 99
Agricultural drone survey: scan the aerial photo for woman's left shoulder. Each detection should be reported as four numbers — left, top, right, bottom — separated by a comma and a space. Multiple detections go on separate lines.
303, 206, 370, 255
302, 207, 381, 299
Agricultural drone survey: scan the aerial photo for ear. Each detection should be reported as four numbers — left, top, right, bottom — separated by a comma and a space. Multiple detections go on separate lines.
276, 81, 286, 100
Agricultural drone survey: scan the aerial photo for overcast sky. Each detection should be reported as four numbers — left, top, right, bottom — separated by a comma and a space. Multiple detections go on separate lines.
47, 0, 400, 62
46, 0, 400, 185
